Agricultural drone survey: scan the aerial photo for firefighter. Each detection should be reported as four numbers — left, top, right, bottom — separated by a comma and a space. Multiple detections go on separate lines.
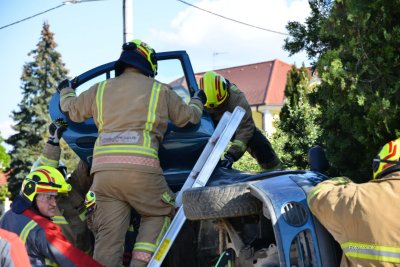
32, 118, 93, 254
199, 71, 281, 171
307, 138, 400, 266
58, 39, 205, 267
0, 228, 31, 267
0, 166, 102, 266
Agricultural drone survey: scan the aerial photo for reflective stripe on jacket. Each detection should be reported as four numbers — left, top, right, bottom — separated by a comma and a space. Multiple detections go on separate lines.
60, 68, 203, 174
0, 209, 102, 267
307, 172, 400, 266
204, 84, 255, 161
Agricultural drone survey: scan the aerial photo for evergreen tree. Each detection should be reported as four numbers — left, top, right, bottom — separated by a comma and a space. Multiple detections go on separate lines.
284, 0, 400, 181
272, 66, 321, 170
5, 22, 73, 199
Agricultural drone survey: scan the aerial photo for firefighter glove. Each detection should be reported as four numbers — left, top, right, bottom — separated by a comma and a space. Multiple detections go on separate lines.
48, 118, 68, 146
57, 79, 73, 93
192, 90, 207, 105
220, 153, 235, 169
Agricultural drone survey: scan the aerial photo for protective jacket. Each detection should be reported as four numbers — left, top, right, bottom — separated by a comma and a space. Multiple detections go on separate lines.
0, 208, 102, 267
307, 172, 400, 266
0, 228, 31, 267
35, 143, 93, 254
204, 84, 255, 160
60, 68, 203, 175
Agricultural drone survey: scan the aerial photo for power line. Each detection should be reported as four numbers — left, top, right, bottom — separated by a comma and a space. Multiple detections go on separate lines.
0, 0, 106, 31
176, 0, 289, 36
0, 4, 65, 30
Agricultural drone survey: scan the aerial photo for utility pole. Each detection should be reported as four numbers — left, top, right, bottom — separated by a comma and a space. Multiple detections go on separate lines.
123, 0, 133, 43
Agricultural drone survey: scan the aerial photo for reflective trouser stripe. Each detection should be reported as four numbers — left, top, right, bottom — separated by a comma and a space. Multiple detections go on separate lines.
37, 155, 58, 167
134, 242, 157, 253
342, 242, 400, 263
20, 220, 37, 243
144, 82, 161, 147
96, 80, 107, 132
155, 217, 171, 247
232, 139, 247, 153
134, 217, 171, 253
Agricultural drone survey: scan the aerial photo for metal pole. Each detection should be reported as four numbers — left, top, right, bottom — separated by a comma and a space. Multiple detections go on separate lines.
123, 0, 133, 43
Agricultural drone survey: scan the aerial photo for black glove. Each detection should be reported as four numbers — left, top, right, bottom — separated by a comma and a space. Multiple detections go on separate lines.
220, 153, 235, 169
57, 79, 73, 93
192, 90, 207, 105
48, 118, 68, 146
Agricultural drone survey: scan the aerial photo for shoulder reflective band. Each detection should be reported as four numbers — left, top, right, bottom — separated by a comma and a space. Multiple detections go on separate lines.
96, 80, 107, 133
143, 82, 161, 148
20, 220, 38, 243
341, 242, 400, 263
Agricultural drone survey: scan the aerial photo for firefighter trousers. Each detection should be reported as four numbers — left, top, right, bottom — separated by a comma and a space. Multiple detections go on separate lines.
91, 170, 175, 267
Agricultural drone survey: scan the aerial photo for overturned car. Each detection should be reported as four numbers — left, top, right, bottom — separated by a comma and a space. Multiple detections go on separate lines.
49, 50, 341, 266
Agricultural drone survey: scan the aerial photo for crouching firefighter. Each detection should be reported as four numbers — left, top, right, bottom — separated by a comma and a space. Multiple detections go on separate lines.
58, 39, 205, 266
32, 118, 94, 255
0, 165, 102, 267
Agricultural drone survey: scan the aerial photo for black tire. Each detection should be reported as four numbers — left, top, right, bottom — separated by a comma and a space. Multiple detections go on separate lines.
182, 183, 262, 220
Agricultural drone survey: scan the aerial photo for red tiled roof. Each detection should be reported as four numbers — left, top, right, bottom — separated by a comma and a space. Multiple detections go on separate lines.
196, 59, 293, 106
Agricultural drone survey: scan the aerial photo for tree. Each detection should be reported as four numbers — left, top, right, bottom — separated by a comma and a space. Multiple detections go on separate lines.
0, 135, 10, 169
284, 0, 334, 68
272, 66, 321, 170
0, 134, 11, 203
285, 0, 400, 181
5, 22, 74, 199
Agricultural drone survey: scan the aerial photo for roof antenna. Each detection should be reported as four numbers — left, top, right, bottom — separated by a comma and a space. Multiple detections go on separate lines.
212, 52, 227, 70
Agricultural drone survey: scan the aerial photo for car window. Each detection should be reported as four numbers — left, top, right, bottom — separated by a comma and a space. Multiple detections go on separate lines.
157, 59, 190, 104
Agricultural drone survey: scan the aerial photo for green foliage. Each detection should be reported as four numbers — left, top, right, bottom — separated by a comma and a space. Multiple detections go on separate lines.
284, 0, 334, 67
234, 151, 262, 173
284, 0, 400, 181
5, 22, 72, 199
272, 66, 321, 170
0, 186, 10, 203
0, 135, 10, 168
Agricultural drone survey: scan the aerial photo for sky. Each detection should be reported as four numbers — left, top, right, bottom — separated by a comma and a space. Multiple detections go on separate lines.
0, 0, 310, 149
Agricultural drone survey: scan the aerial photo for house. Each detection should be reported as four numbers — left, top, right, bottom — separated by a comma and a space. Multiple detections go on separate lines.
0, 169, 10, 215
195, 59, 293, 135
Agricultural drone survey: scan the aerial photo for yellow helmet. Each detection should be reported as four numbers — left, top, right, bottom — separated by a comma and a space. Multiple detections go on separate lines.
21, 166, 71, 203
199, 71, 229, 108
372, 138, 400, 179
115, 39, 157, 77
85, 190, 96, 213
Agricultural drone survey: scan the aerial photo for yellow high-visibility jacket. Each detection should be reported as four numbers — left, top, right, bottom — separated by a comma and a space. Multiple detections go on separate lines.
307, 172, 400, 266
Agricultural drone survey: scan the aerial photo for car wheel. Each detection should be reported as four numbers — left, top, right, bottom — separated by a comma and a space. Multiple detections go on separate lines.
182, 182, 262, 220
